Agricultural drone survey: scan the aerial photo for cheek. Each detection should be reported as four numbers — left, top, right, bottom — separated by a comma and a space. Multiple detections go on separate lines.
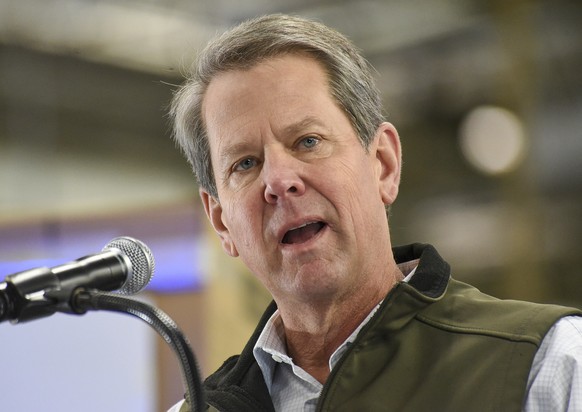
223, 196, 263, 248
327, 158, 384, 225
335, 157, 378, 199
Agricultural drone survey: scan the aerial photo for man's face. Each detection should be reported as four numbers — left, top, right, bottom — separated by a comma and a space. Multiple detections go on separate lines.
200, 54, 401, 307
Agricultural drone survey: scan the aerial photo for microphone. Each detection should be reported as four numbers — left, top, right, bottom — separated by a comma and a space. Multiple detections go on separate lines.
0, 236, 155, 324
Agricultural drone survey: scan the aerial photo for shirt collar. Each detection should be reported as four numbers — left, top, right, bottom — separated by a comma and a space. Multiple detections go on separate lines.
253, 310, 288, 391
253, 263, 418, 391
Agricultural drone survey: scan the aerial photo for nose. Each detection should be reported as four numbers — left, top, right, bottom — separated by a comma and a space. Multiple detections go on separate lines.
262, 149, 305, 204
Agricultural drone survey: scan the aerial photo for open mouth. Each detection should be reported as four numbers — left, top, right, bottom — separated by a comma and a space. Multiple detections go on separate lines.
281, 221, 326, 245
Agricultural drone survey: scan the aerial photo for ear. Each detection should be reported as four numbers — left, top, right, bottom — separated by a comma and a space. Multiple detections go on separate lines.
199, 188, 239, 257
374, 122, 402, 205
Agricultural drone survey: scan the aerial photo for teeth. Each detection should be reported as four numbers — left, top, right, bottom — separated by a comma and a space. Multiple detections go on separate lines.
291, 222, 312, 231
281, 221, 324, 245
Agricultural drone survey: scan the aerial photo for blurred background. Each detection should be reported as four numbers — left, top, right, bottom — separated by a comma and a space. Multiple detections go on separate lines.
0, 0, 581, 410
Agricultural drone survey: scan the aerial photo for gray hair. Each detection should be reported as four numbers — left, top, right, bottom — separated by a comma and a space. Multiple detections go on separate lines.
170, 14, 384, 199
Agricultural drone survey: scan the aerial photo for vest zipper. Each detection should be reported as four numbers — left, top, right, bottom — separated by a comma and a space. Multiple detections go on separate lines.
314, 283, 402, 411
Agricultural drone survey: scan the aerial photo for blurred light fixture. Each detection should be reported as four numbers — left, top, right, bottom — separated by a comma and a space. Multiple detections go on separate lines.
459, 105, 527, 175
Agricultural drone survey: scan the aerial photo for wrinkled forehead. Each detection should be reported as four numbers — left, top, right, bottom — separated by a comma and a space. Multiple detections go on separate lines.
201, 51, 332, 113
202, 54, 335, 138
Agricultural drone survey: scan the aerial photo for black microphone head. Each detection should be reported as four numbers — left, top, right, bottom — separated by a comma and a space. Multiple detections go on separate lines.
103, 237, 155, 295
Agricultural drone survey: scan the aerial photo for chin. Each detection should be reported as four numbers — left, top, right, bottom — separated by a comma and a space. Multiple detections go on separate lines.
290, 266, 347, 301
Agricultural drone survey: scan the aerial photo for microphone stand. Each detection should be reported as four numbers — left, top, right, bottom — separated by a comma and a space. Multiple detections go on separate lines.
71, 288, 205, 412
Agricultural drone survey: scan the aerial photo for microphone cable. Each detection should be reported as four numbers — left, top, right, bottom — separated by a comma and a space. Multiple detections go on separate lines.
72, 289, 206, 412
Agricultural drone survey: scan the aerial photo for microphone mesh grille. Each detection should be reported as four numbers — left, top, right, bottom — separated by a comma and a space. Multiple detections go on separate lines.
103, 237, 155, 295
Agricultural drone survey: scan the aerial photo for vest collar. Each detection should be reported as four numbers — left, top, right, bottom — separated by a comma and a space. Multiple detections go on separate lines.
394, 243, 451, 299
359, 243, 452, 338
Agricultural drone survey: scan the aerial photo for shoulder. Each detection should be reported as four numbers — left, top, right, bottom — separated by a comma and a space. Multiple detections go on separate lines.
418, 278, 582, 344
531, 315, 582, 371
541, 315, 582, 351
525, 315, 582, 410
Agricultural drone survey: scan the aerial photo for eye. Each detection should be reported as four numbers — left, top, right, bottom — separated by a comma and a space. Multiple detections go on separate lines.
298, 135, 320, 149
233, 157, 258, 172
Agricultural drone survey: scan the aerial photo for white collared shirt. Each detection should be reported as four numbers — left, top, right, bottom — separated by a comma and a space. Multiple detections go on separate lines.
252, 268, 415, 411
253, 300, 383, 411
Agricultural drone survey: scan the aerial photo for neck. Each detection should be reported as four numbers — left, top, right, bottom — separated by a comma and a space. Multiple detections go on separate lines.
276, 264, 403, 383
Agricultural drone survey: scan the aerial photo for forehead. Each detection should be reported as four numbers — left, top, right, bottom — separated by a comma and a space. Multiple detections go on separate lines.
201, 54, 336, 138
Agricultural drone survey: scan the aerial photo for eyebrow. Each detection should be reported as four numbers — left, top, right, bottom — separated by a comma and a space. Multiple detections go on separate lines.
216, 116, 329, 172
282, 116, 328, 136
217, 140, 254, 171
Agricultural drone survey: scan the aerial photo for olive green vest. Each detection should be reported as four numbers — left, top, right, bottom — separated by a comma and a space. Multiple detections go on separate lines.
180, 244, 581, 411
318, 277, 580, 411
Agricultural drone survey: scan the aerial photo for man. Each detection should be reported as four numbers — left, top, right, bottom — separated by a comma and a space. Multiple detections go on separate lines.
169, 14, 582, 411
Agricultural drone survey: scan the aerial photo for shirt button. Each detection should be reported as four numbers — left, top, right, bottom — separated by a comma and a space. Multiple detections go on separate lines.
272, 354, 283, 363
